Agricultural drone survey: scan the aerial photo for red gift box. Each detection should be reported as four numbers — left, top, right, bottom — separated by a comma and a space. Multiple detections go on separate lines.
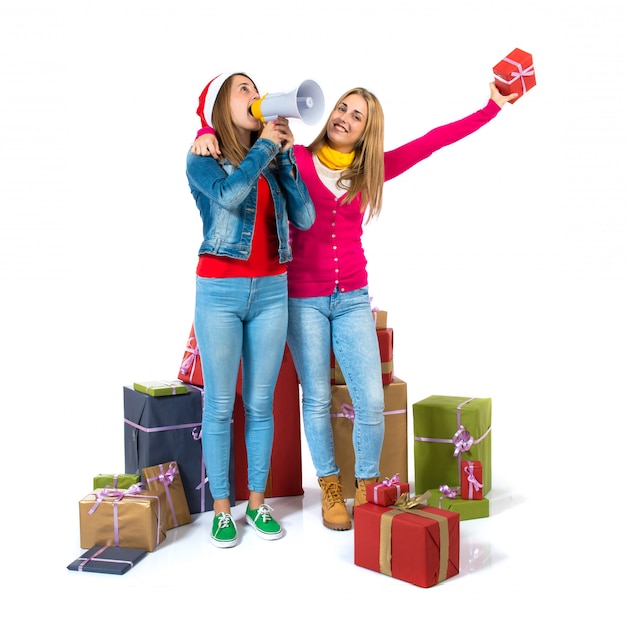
178, 325, 203, 386
461, 460, 483, 500
354, 498, 460, 588
366, 475, 410, 507
493, 48, 536, 103
331, 328, 393, 385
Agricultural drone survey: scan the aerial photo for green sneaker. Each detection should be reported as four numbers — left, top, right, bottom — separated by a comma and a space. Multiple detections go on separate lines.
210, 512, 238, 548
245, 504, 284, 541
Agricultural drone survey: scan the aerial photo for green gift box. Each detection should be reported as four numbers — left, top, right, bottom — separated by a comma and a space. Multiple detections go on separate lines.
93, 473, 141, 490
133, 381, 188, 397
426, 487, 490, 521
413, 396, 491, 495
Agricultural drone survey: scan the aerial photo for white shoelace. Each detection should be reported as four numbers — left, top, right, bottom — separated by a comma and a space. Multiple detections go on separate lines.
255, 504, 274, 523
216, 512, 234, 529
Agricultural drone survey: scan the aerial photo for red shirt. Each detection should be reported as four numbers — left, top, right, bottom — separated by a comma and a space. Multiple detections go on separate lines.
197, 175, 284, 278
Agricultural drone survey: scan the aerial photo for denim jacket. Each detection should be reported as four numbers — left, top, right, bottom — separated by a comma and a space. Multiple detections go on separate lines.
186, 138, 315, 263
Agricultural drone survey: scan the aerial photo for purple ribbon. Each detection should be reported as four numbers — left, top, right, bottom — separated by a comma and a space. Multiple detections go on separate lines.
180, 336, 200, 377
464, 461, 483, 499
146, 462, 179, 527
372, 473, 402, 504
438, 484, 460, 508
87, 484, 162, 548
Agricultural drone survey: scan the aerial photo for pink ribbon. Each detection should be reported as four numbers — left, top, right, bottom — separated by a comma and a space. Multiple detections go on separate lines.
146, 462, 179, 527
372, 473, 402, 504
180, 334, 200, 378
438, 484, 460, 508
498, 56, 535, 94
464, 461, 483, 499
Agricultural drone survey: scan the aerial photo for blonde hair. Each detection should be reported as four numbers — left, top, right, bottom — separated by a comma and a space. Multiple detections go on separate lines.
212, 74, 260, 166
308, 87, 385, 221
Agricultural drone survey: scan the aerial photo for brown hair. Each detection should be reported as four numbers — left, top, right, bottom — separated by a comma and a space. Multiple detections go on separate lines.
308, 87, 385, 221
212, 74, 260, 166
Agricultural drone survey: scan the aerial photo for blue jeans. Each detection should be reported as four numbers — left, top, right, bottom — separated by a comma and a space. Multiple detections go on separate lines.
287, 286, 385, 480
195, 273, 288, 500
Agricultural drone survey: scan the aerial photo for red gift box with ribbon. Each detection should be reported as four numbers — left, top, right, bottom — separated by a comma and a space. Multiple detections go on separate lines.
366, 474, 410, 507
493, 48, 536, 103
461, 460, 483, 500
354, 493, 460, 588
178, 325, 203, 386
142, 461, 192, 529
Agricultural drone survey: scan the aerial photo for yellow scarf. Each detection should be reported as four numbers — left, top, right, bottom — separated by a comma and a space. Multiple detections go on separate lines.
317, 144, 355, 170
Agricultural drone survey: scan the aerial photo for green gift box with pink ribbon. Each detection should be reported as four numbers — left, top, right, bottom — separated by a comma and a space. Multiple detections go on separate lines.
413, 396, 492, 496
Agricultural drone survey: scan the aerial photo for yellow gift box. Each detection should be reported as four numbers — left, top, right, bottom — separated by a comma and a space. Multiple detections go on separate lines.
79, 486, 166, 552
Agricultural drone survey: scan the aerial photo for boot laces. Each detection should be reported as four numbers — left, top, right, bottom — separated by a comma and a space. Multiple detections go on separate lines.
322, 481, 344, 507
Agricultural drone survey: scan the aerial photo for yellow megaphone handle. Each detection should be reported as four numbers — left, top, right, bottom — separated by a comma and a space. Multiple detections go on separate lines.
250, 93, 269, 124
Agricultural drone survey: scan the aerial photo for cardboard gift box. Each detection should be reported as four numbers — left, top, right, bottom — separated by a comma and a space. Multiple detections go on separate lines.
427, 485, 490, 521
366, 475, 410, 507
133, 381, 188, 397
142, 461, 191, 529
93, 473, 140, 490
354, 496, 460, 588
79, 487, 166, 552
232, 345, 303, 500
493, 48, 536, 103
372, 309, 387, 330
124, 384, 235, 514
67, 545, 147, 575
331, 377, 408, 498
413, 396, 491, 496
331, 328, 394, 385
461, 460, 483, 500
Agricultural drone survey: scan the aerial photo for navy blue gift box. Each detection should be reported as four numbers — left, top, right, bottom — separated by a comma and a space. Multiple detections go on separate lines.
67, 545, 147, 574
123, 384, 236, 514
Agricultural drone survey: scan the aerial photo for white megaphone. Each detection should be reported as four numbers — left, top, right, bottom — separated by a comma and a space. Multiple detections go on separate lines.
250, 79, 325, 126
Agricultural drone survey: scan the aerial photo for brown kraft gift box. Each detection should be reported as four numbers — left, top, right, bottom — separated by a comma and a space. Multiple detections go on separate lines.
330, 377, 408, 498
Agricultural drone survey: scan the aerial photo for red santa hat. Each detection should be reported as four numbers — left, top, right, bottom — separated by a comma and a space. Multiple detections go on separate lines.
196, 71, 251, 128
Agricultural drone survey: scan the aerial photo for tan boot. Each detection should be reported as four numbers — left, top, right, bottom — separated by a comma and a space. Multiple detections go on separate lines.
354, 477, 379, 508
318, 475, 352, 531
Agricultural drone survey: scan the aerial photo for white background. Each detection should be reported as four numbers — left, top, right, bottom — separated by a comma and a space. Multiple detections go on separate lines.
1, 0, 624, 621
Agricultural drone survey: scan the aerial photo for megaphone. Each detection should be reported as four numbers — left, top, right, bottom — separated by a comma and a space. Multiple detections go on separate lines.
250, 79, 325, 126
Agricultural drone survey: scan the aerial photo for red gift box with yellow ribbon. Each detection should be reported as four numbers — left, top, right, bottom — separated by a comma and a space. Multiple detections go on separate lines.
493, 48, 536, 103
354, 493, 460, 588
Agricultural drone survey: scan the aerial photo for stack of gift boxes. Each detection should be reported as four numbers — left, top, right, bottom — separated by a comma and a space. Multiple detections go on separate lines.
71, 307, 493, 586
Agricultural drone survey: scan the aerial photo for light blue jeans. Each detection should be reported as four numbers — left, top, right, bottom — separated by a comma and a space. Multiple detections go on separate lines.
287, 286, 385, 480
195, 273, 288, 500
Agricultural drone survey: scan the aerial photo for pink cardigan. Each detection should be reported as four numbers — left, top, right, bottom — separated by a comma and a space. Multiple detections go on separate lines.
287, 99, 501, 298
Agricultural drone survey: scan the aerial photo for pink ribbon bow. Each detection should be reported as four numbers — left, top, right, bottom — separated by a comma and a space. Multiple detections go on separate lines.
464, 461, 483, 498
452, 426, 474, 457
503, 56, 535, 94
